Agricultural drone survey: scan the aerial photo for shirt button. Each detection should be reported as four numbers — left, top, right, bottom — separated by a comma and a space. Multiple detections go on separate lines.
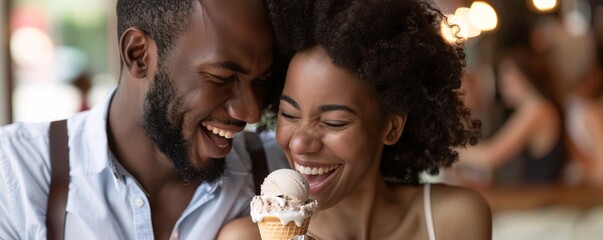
134, 198, 144, 208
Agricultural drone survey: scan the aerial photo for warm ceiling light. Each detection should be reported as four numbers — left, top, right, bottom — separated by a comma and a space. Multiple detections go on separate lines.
440, 15, 460, 44
532, 0, 558, 12
470, 1, 498, 31
454, 7, 482, 38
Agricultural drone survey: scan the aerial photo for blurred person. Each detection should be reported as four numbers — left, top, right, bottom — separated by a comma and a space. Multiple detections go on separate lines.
456, 47, 567, 185
461, 46, 506, 139
71, 71, 93, 111
565, 60, 603, 186
0, 0, 288, 239
564, 2, 603, 186
220, 0, 491, 239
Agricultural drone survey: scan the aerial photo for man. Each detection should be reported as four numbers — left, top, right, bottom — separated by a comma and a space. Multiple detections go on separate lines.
0, 0, 286, 239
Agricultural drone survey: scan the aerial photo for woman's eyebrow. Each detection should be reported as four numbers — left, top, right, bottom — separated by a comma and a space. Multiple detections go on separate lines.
280, 95, 299, 109
319, 105, 356, 114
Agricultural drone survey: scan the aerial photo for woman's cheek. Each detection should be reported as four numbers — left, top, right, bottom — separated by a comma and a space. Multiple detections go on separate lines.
275, 121, 291, 149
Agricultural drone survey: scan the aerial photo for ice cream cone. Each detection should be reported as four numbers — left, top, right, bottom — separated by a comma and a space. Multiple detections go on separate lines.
257, 216, 311, 240
251, 169, 317, 239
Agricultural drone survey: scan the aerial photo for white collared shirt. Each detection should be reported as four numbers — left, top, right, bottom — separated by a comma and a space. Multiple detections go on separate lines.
0, 88, 287, 239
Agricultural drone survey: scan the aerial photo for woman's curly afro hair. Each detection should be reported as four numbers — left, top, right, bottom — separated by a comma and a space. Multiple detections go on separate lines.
268, 0, 481, 184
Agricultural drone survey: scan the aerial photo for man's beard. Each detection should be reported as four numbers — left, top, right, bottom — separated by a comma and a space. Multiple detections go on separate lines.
142, 68, 225, 183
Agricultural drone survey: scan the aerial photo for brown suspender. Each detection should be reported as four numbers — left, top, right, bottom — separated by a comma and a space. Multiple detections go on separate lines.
45, 123, 269, 239
47, 120, 70, 240
244, 131, 269, 195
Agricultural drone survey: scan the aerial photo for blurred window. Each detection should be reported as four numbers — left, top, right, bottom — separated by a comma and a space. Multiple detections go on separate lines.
9, 0, 117, 123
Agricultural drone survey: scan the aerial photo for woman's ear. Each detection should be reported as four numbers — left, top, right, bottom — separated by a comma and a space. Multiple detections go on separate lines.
382, 114, 407, 145
119, 27, 154, 79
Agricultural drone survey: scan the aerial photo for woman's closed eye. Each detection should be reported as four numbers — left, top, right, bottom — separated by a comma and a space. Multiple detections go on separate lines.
279, 111, 300, 121
322, 121, 348, 129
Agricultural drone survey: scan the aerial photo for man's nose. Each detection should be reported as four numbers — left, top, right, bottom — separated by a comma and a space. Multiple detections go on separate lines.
226, 83, 261, 123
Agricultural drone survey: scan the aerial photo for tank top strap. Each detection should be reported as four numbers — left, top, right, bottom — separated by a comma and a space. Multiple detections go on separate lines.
423, 184, 437, 240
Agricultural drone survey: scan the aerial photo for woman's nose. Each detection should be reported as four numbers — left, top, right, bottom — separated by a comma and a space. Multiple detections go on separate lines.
289, 128, 322, 155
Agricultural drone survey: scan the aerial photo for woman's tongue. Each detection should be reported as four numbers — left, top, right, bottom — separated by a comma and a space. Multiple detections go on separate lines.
305, 172, 331, 187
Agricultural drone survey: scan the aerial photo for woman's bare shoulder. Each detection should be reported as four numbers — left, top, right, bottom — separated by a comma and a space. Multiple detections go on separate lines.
216, 216, 261, 240
430, 183, 492, 240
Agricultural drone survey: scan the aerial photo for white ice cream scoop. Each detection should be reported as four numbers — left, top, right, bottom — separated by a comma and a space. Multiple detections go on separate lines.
261, 169, 310, 201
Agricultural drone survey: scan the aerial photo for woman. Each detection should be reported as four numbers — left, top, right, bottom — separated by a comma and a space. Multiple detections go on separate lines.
454, 48, 567, 185
218, 0, 490, 239
266, 0, 489, 239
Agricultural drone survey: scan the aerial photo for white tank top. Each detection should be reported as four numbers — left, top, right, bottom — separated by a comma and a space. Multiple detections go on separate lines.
423, 184, 437, 240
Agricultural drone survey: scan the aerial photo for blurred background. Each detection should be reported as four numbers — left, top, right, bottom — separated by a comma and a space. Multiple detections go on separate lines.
0, 0, 117, 125
0, 0, 602, 239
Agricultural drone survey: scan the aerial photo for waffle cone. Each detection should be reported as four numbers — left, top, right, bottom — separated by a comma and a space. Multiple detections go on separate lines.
257, 216, 311, 240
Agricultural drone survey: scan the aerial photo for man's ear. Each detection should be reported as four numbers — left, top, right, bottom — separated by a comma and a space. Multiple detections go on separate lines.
382, 114, 407, 145
119, 27, 153, 79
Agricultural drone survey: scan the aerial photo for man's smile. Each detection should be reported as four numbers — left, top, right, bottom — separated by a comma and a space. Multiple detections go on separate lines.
202, 122, 235, 140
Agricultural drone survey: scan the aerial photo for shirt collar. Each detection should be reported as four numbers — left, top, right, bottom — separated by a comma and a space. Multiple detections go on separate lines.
72, 87, 116, 174
72, 87, 228, 194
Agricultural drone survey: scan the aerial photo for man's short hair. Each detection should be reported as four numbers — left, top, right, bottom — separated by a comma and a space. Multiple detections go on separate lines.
116, 0, 196, 63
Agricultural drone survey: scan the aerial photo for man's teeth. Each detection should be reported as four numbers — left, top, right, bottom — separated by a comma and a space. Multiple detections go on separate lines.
202, 123, 234, 139
294, 162, 338, 176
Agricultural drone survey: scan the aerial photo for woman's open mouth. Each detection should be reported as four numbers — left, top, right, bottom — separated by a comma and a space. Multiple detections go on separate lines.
294, 162, 341, 194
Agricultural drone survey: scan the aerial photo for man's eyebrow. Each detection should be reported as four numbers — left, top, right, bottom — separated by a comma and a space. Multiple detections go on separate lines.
206, 61, 250, 75
280, 95, 299, 109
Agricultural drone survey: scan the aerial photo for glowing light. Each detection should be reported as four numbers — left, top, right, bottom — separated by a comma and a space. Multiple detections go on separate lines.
441, 8, 482, 42
470, 1, 498, 31
532, 0, 557, 12
440, 15, 460, 44
13, 82, 82, 122
10, 27, 54, 68
455, 8, 482, 38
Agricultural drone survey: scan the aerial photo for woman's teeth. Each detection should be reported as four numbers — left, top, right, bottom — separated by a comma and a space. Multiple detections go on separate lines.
294, 162, 338, 175
202, 123, 235, 139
